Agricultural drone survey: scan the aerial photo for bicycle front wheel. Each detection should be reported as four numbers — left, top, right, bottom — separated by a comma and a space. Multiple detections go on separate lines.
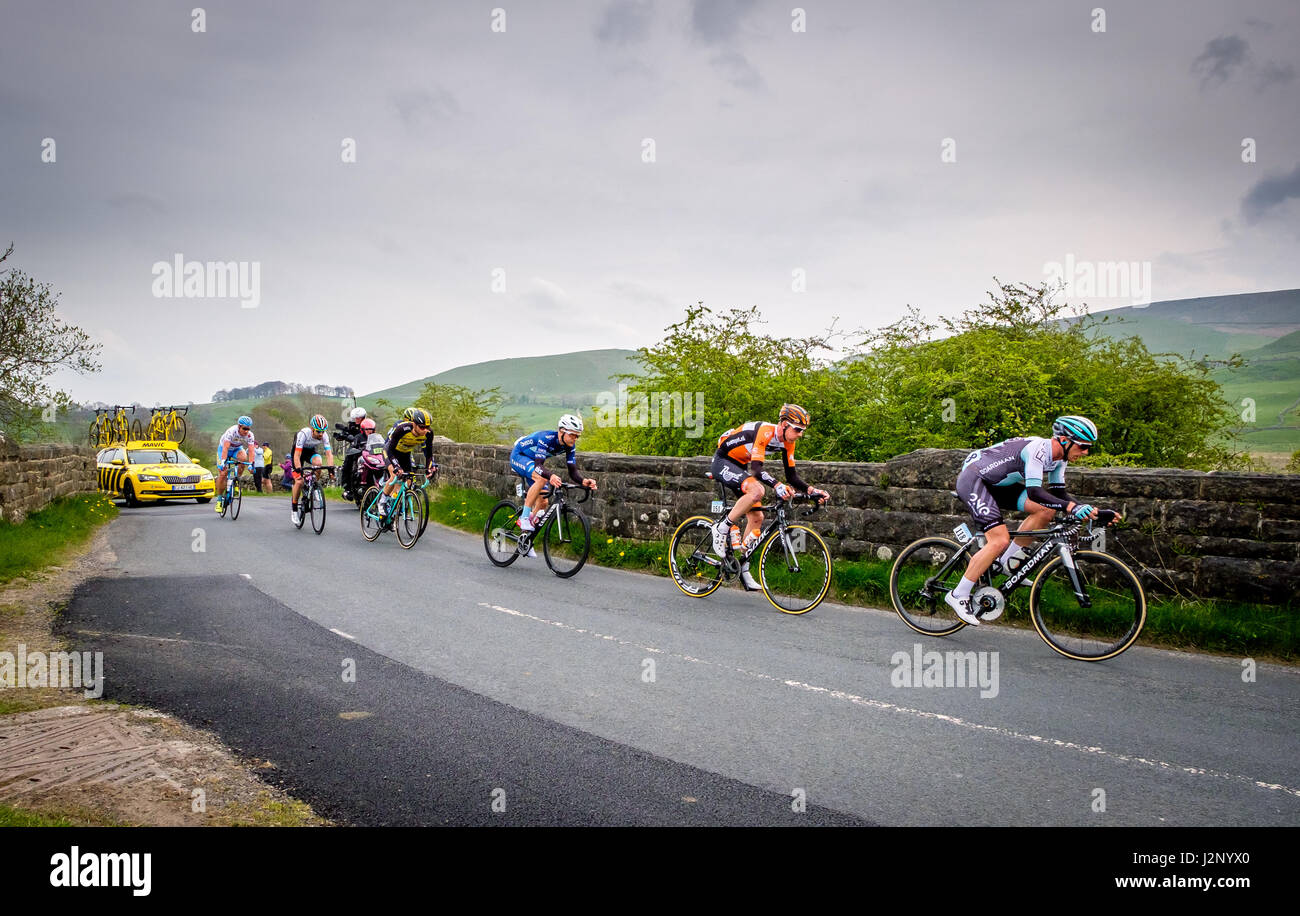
542, 505, 591, 578
229, 484, 242, 520
668, 516, 725, 597
413, 486, 430, 537
757, 524, 832, 614
889, 537, 969, 636
1029, 550, 1146, 661
174, 415, 186, 444
483, 500, 524, 567
310, 484, 326, 534
395, 491, 422, 549
360, 487, 384, 541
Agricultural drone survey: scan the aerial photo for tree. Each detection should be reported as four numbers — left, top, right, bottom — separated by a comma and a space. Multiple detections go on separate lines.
375, 383, 516, 444
0, 243, 102, 436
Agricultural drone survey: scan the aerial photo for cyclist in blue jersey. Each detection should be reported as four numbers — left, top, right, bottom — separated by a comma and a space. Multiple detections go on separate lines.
510, 415, 597, 539
947, 415, 1122, 625
215, 416, 255, 512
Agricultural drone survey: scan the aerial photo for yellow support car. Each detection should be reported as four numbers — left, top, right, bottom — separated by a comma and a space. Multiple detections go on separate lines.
96, 440, 216, 507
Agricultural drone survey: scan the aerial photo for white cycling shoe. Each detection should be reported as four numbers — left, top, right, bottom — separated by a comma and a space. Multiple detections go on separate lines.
711, 518, 731, 556
946, 592, 981, 626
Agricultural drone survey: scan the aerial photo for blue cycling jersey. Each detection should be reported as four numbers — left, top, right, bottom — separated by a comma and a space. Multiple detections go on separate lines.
512, 430, 577, 467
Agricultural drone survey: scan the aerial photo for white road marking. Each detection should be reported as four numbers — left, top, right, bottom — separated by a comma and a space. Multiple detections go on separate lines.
476, 602, 1300, 800
330, 628, 356, 640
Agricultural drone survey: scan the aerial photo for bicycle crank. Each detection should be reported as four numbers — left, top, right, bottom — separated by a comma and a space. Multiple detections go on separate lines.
972, 586, 1006, 621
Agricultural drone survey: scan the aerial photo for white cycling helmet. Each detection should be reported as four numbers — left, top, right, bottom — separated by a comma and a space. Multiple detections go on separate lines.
558, 414, 584, 434
350, 407, 367, 422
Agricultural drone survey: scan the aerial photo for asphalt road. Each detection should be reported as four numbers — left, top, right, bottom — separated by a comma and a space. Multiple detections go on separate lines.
60, 494, 1300, 826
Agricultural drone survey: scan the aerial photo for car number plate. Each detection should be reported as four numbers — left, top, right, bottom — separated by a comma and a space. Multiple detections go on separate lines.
172, 484, 196, 491
952, 523, 973, 544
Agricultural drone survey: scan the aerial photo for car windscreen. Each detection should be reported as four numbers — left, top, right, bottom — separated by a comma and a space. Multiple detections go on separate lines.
128, 450, 181, 464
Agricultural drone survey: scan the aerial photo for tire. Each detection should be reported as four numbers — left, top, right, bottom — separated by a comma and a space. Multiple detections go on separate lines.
483, 500, 524, 567
88, 421, 98, 447
131, 418, 143, 440
360, 487, 384, 542
123, 479, 140, 508
668, 516, 725, 597
415, 485, 430, 536
174, 415, 186, 444
219, 484, 230, 518
309, 484, 326, 534
229, 484, 242, 520
757, 523, 832, 614
1028, 549, 1146, 661
889, 537, 969, 637
394, 490, 422, 549
541, 504, 591, 578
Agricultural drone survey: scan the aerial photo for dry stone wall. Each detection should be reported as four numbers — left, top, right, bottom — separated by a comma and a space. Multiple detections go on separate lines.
436, 443, 1300, 604
0, 440, 98, 524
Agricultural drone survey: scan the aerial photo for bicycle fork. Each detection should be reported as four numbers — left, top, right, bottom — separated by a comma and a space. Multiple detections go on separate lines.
1057, 544, 1092, 608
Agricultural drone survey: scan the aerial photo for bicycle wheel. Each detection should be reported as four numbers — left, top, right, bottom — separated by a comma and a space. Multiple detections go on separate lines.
229, 483, 242, 520
483, 500, 524, 567
293, 485, 307, 529
174, 415, 186, 444
757, 524, 832, 614
131, 418, 143, 440
88, 421, 98, 447
394, 491, 422, 549
541, 504, 591, 578
889, 537, 969, 636
309, 483, 326, 534
416, 484, 430, 536
360, 487, 384, 541
668, 516, 725, 597
1029, 550, 1146, 661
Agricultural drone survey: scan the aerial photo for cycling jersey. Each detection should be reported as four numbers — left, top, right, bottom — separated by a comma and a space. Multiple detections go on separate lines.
218, 424, 255, 460
957, 436, 1078, 529
294, 427, 332, 453
385, 422, 434, 467
510, 430, 583, 486
714, 421, 807, 491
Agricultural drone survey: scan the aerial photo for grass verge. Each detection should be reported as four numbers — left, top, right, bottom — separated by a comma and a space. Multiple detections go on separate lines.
0, 494, 119, 584
427, 483, 1297, 661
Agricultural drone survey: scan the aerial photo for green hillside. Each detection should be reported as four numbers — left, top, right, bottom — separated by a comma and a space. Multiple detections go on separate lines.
362, 349, 640, 405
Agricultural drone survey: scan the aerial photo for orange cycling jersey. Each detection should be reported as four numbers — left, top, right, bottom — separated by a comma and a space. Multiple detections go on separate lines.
717, 421, 796, 468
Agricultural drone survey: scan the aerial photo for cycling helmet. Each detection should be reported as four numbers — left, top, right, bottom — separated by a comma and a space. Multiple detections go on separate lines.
404, 407, 432, 427
350, 407, 367, 421
779, 404, 811, 427
1052, 415, 1098, 445
237, 415, 253, 428
310, 414, 328, 432
558, 414, 584, 433
360, 418, 376, 433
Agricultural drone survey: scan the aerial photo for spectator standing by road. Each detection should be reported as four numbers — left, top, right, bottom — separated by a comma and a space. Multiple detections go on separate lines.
252, 439, 266, 491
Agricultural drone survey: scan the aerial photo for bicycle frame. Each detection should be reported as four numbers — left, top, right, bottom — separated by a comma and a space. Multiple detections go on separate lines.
945, 520, 1099, 605
709, 483, 819, 573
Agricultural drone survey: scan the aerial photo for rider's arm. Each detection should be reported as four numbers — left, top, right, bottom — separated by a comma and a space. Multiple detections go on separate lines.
781, 448, 810, 493
565, 446, 584, 484
423, 432, 434, 468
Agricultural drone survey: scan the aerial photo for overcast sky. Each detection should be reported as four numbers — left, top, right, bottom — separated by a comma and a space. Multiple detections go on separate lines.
3, 0, 1298, 405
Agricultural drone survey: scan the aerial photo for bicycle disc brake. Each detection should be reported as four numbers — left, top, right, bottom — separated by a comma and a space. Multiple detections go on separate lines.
972, 586, 1006, 621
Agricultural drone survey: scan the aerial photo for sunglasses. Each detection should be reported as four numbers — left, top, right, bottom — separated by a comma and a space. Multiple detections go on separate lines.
788, 424, 806, 434
238, 425, 250, 432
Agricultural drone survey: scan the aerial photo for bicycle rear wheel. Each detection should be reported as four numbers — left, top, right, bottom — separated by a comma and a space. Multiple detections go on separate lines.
395, 491, 422, 549
668, 516, 725, 597
360, 487, 384, 541
131, 418, 143, 440
309, 484, 326, 534
229, 483, 242, 520
1029, 550, 1146, 661
174, 415, 186, 444
541, 504, 591, 578
889, 537, 968, 636
757, 524, 832, 614
483, 500, 524, 567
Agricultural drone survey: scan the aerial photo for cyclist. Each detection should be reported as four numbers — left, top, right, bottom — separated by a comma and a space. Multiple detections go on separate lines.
215, 415, 256, 512
378, 407, 439, 515
510, 415, 597, 540
291, 414, 336, 524
947, 415, 1122, 625
709, 405, 830, 589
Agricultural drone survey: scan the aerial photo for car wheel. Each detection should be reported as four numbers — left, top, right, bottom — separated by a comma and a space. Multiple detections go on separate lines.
123, 480, 140, 508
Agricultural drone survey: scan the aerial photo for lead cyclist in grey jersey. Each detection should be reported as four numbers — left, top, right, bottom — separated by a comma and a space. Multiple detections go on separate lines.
947, 415, 1122, 625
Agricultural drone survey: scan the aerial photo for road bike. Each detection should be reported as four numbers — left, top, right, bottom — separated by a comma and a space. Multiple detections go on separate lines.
216, 458, 250, 520
146, 405, 187, 443
889, 510, 1145, 661
668, 473, 832, 615
359, 471, 428, 549
89, 405, 138, 446
483, 482, 592, 578
293, 465, 334, 535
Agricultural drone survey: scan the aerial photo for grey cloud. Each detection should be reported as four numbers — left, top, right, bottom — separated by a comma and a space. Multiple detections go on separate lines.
1255, 60, 1296, 92
691, 0, 757, 45
1191, 35, 1249, 88
391, 88, 461, 129
106, 192, 166, 214
596, 0, 653, 45
1241, 162, 1300, 223
711, 49, 764, 91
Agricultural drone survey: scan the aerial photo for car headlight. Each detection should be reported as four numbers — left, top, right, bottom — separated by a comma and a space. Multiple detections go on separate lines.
200, 473, 213, 481
137, 474, 160, 481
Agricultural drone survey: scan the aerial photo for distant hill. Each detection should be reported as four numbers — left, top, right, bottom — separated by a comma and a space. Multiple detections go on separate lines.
1075, 289, 1300, 358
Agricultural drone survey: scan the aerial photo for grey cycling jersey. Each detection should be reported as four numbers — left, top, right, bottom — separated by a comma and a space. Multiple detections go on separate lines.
962, 437, 1066, 488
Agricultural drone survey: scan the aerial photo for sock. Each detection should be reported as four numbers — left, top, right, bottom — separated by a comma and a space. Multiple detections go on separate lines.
291, 503, 298, 511
521, 507, 532, 521
1000, 543, 1025, 568
953, 577, 975, 599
